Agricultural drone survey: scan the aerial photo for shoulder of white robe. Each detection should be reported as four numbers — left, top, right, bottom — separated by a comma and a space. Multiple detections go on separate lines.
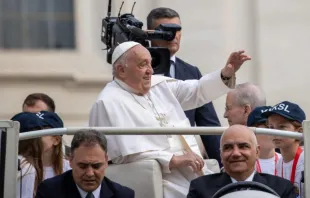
151, 75, 177, 87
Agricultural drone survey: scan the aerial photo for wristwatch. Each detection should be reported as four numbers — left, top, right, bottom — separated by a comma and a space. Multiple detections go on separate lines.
221, 72, 231, 81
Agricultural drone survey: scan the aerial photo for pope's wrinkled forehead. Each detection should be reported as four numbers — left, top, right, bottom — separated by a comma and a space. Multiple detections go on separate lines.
127, 45, 152, 62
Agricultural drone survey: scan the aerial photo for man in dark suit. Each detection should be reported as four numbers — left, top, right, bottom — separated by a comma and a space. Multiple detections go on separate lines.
147, 7, 222, 164
36, 130, 134, 198
187, 125, 296, 198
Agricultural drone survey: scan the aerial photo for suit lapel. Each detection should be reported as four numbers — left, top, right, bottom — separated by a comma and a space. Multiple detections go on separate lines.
100, 178, 113, 198
65, 171, 83, 198
215, 173, 233, 188
253, 173, 267, 185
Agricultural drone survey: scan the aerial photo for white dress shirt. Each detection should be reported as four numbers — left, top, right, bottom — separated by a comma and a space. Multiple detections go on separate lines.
230, 171, 256, 183
76, 184, 101, 198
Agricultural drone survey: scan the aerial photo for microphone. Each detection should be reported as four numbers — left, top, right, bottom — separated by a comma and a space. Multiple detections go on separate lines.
144, 30, 174, 41
126, 25, 147, 38
126, 25, 175, 41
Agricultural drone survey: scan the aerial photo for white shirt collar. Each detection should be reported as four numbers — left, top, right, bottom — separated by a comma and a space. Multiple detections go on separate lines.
170, 55, 176, 63
230, 171, 256, 183
76, 184, 101, 198
114, 77, 139, 95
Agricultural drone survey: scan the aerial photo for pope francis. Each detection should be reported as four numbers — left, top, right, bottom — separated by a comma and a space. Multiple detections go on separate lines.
89, 41, 251, 198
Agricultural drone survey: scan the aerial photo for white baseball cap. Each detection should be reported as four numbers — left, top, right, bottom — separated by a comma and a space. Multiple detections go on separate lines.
111, 41, 141, 65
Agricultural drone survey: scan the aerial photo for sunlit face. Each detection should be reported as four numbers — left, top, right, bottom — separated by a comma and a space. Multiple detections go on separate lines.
221, 126, 259, 176
41, 135, 61, 152
150, 17, 182, 56
23, 100, 49, 113
117, 45, 154, 95
268, 114, 301, 149
224, 92, 249, 126
70, 144, 108, 192
255, 123, 275, 151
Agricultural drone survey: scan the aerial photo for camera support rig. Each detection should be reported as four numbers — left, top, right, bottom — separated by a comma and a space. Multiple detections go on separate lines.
101, 0, 181, 75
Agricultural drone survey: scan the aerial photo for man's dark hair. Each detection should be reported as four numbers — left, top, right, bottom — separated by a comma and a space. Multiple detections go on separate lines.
71, 130, 107, 155
147, 7, 180, 29
23, 93, 56, 112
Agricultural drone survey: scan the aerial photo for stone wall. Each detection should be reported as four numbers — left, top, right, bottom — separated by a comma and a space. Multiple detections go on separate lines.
1, 0, 309, 132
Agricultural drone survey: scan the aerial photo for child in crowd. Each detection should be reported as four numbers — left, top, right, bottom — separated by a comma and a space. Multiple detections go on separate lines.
247, 106, 281, 175
12, 111, 71, 198
262, 101, 305, 197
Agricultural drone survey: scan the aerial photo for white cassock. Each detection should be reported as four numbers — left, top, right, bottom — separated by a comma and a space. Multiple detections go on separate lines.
89, 69, 234, 198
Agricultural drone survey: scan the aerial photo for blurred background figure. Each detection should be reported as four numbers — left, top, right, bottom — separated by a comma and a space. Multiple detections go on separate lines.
22, 93, 56, 113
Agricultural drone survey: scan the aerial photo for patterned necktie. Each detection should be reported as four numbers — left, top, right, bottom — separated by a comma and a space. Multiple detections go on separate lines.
86, 192, 95, 198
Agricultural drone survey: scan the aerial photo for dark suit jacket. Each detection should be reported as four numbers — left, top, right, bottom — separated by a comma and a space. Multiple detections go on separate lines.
187, 172, 296, 198
35, 170, 134, 198
172, 57, 222, 164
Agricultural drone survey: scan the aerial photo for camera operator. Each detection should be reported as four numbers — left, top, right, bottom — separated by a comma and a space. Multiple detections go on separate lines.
147, 7, 222, 164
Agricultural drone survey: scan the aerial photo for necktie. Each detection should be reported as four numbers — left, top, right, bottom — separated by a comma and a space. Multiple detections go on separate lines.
167, 60, 174, 77
86, 192, 95, 198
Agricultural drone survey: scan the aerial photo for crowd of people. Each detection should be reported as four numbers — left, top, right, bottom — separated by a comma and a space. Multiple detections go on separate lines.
12, 7, 305, 198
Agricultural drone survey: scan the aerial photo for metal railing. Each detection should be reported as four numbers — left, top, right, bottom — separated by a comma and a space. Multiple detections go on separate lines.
0, 120, 309, 198
19, 126, 304, 140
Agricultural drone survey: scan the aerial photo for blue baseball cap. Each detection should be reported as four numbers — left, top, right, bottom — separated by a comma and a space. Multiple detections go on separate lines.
11, 111, 63, 133
262, 101, 306, 123
247, 106, 272, 126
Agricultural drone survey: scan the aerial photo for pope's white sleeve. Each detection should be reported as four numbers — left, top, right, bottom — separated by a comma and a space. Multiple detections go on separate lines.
167, 69, 233, 111
89, 100, 113, 127
111, 151, 174, 174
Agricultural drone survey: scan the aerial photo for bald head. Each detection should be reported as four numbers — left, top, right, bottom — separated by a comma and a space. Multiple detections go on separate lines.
220, 125, 259, 180
221, 125, 257, 148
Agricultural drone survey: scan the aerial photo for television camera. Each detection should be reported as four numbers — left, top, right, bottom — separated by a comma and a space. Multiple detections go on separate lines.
101, 0, 181, 75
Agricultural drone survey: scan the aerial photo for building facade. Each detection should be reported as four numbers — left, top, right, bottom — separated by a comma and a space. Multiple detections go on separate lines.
1, 0, 309, 133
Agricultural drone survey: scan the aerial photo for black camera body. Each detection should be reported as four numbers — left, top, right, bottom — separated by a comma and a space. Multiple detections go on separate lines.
101, 1, 181, 75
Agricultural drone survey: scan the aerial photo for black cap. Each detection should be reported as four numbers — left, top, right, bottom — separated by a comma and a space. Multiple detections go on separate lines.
11, 111, 63, 133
